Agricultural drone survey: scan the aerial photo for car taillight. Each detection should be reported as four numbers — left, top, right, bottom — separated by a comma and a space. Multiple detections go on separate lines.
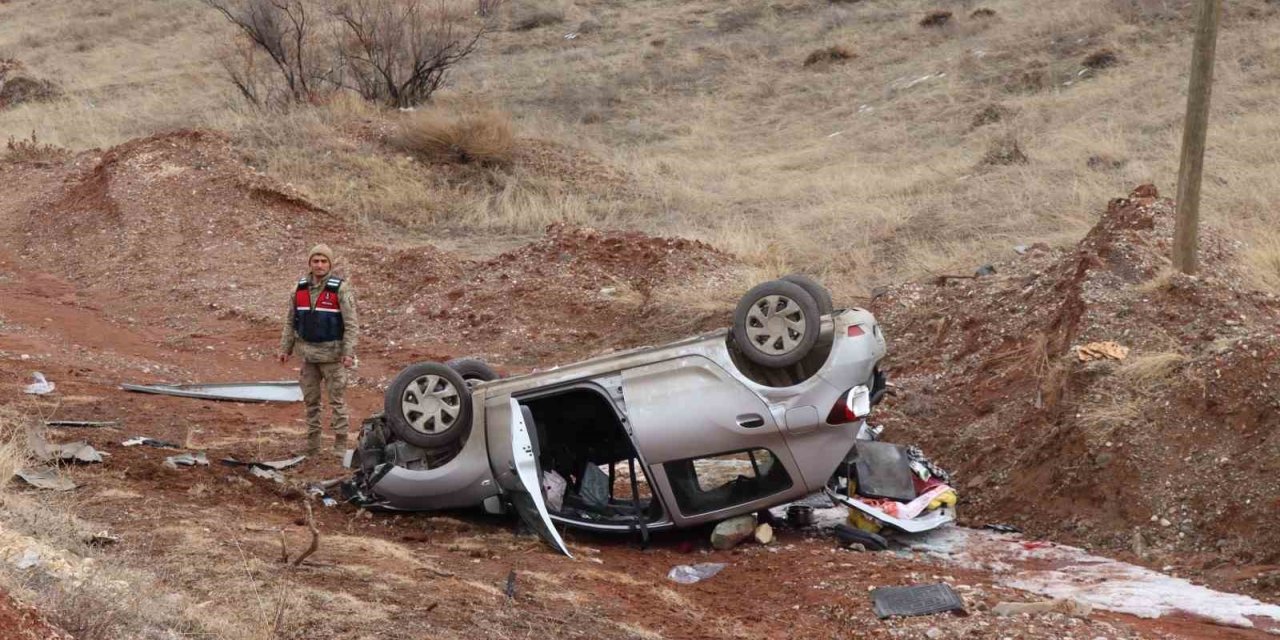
827, 385, 871, 425
847, 325, 865, 337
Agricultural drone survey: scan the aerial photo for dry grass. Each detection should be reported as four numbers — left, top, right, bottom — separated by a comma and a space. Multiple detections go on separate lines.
1, 0, 1280, 298
803, 45, 855, 68
393, 107, 515, 166
1116, 351, 1188, 386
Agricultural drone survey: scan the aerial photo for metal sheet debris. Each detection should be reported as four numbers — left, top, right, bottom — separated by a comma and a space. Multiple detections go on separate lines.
14, 468, 77, 491
871, 584, 966, 619
30, 432, 105, 464
164, 452, 209, 469
668, 563, 727, 584
249, 466, 286, 483
221, 455, 306, 471
123, 436, 181, 449
120, 381, 303, 403
23, 372, 55, 395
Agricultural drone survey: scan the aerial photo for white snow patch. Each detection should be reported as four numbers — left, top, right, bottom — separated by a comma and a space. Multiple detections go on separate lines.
910, 527, 1280, 633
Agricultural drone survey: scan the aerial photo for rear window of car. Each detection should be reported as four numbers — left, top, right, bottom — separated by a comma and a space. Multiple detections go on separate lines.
663, 449, 792, 516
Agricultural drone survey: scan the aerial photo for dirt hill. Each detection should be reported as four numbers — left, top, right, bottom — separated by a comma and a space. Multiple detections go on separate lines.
874, 185, 1280, 596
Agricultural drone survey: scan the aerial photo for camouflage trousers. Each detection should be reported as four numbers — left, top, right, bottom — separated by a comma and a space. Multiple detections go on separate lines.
301, 360, 348, 453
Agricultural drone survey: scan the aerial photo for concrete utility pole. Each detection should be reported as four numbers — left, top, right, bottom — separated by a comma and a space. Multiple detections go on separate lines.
1172, 0, 1223, 275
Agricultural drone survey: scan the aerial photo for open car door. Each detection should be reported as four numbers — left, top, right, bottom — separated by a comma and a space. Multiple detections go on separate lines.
507, 398, 573, 557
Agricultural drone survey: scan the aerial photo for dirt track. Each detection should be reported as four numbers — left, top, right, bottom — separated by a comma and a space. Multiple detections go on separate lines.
0, 140, 1276, 638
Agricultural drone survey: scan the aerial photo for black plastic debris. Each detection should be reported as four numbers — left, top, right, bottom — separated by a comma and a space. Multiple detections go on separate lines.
220, 455, 306, 471
46, 420, 118, 428
834, 524, 888, 551
871, 584, 966, 619
974, 264, 997, 277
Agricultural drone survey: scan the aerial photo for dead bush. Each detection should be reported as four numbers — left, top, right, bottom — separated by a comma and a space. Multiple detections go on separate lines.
919, 10, 953, 27
332, 0, 497, 108
394, 108, 514, 165
1083, 48, 1120, 70
970, 7, 997, 18
1110, 0, 1192, 23
1087, 154, 1126, 171
803, 44, 855, 68
0, 59, 62, 109
510, 0, 566, 30
970, 104, 1011, 129
1003, 61, 1049, 94
716, 5, 766, 33
202, 0, 338, 105
4, 132, 71, 164
981, 135, 1029, 166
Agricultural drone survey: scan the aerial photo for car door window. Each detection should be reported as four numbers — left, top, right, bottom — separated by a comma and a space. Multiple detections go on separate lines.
664, 448, 792, 516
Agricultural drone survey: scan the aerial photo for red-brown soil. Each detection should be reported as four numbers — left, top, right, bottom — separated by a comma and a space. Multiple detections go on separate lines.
0, 135, 1274, 639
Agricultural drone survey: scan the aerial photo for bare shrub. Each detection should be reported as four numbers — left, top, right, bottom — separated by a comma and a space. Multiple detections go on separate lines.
393, 108, 514, 165
1110, 0, 1192, 23
970, 7, 997, 18
981, 135, 1029, 166
919, 10, 952, 27
332, 0, 496, 108
4, 132, 71, 164
803, 45, 855, 68
0, 59, 61, 109
201, 0, 337, 105
970, 104, 1012, 129
1086, 154, 1126, 171
716, 5, 765, 33
1083, 48, 1120, 70
510, 0, 566, 30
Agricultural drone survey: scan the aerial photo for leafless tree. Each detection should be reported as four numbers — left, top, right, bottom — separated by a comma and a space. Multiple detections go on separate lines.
202, 0, 337, 105
331, 0, 498, 108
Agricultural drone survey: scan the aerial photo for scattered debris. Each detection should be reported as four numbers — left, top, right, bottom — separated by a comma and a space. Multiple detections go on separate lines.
1075, 341, 1130, 362
30, 433, 105, 464
123, 436, 181, 449
1013, 245, 1029, 255
121, 381, 303, 403
993, 598, 1093, 619
974, 264, 997, 277
667, 563, 727, 585
221, 455, 306, 471
14, 468, 76, 491
249, 467, 286, 483
786, 504, 814, 527
46, 420, 118, 428
23, 372, 54, 395
983, 523, 1022, 534
753, 523, 774, 545
710, 515, 756, 550
871, 583, 966, 619
834, 524, 889, 551
163, 452, 209, 469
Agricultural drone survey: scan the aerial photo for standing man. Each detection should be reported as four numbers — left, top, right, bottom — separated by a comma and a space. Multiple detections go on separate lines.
279, 244, 358, 456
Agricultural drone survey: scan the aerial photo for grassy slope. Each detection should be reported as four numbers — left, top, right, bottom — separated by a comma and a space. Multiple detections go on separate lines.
2, 0, 1279, 293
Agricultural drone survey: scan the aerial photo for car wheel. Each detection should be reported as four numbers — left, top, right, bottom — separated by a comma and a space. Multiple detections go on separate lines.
384, 362, 472, 449
781, 273, 834, 316
446, 357, 501, 389
732, 280, 821, 368
834, 523, 889, 551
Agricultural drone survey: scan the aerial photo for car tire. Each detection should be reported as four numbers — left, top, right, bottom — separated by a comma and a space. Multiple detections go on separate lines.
781, 273, 834, 316
732, 280, 822, 368
384, 362, 472, 449
446, 357, 501, 389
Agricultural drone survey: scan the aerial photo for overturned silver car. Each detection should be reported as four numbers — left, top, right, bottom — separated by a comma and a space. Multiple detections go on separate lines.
347, 277, 952, 554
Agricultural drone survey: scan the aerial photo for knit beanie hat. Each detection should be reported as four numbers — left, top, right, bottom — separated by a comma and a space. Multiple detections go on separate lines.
308, 243, 335, 263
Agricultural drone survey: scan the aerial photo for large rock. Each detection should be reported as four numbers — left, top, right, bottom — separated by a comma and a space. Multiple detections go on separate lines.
711, 515, 756, 550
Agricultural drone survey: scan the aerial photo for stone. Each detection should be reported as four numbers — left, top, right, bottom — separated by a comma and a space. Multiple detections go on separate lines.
753, 523, 774, 545
710, 515, 756, 550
